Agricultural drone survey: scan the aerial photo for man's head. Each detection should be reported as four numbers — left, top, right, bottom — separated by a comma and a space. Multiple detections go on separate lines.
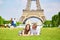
32, 23, 37, 30
14, 18, 16, 20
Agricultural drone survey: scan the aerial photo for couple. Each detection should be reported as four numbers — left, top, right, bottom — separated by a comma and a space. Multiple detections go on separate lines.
11, 18, 16, 27
19, 23, 41, 36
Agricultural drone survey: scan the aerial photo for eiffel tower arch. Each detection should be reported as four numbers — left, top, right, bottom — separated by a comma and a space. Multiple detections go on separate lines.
20, 0, 45, 24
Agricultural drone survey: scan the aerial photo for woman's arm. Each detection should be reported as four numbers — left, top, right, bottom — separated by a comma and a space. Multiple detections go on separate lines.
22, 31, 30, 36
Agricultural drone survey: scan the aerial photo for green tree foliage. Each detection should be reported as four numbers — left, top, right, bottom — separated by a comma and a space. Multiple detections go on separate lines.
0, 16, 4, 25
16, 22, 22, 26
0, 16, 10, 26
52, 15, 58, 27
43, 12, 60, 27
3, 20, 10, 24
43, 20, 52, 27
58, 12, 60, 25
52, 12, 60, 27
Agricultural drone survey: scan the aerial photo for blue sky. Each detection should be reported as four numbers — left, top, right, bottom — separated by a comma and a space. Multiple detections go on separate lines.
0, 0, 60, 21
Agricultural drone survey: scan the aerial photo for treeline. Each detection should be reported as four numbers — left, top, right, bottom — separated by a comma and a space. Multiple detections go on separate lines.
0, 16, 22, 26
43, 12, 60, 27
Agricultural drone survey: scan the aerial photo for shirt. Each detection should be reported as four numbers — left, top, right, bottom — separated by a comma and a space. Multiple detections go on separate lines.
30, 25, 41, 35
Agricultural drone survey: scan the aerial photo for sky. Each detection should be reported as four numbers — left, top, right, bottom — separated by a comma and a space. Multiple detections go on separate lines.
0, 0, 60, 21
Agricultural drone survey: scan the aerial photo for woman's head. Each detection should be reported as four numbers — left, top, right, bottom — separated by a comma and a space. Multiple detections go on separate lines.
24, 24, 30, 34
32, 23, 37, 30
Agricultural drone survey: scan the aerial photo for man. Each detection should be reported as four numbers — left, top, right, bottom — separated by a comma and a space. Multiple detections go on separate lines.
30, 23, 40, 35
13, 18, 16, 27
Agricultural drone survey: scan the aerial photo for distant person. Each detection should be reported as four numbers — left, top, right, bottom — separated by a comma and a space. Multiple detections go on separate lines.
13, 18, 16, 27
18, 24, 30, 36
10, 18, 16, 27
10, 18, 14, 26
30, 23, 40, 35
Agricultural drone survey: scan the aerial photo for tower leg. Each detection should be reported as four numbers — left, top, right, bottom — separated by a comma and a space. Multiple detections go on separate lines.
26, 0, 31, 10
36, 0, 41, 10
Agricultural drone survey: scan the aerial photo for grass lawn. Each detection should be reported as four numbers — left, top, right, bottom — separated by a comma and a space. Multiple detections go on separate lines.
0, 28, 60, 40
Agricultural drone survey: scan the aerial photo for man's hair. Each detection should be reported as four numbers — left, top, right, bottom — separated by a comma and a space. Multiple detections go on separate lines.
33, 23, 37, 28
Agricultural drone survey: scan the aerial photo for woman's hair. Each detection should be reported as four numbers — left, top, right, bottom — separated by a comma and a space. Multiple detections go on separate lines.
24, 24, 30, 34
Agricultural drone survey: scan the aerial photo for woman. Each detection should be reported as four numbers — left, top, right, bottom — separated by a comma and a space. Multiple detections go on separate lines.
18, 24, 30, 36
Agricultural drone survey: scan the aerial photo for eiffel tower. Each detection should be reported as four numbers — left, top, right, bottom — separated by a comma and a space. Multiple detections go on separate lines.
20, 0, 45, 24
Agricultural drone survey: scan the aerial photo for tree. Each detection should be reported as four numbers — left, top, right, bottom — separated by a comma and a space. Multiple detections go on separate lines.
0, 16, 10, 26
43, 20, 52, 27
52, 12, 60, 27
58, 12, 60, 26
16, 22, 22, 26
0, 16, 4, 25
52, 15, 59, 27
3, 20, 10, 24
